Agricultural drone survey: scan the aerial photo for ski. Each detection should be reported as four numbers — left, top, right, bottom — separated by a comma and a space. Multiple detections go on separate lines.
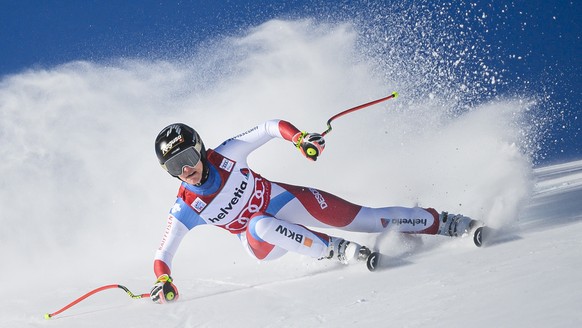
366, 252, 380, 271
473, 226, 491, 247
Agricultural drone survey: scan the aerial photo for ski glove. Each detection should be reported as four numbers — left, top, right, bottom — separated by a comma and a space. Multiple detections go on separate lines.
292, 132, 325, 161
150, 274, 179, 304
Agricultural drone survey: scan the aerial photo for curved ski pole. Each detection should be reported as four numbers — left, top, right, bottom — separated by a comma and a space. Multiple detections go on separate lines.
321, 91, 398, 137
45, 284, 150, 319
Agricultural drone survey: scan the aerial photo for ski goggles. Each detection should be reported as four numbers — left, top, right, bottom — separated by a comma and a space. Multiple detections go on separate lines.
163, 147, 201, 176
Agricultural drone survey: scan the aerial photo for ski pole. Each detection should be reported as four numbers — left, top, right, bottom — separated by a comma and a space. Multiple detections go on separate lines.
321, 91, 398, 136
45, 284, 150, 319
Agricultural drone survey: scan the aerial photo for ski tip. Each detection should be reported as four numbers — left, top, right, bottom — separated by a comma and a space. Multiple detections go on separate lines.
473, 226, 488, 247
366, 252, 380, 272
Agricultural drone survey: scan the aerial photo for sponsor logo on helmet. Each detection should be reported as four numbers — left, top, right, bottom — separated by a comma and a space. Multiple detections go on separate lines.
161, 135, 184, 156
166, 124, 182, 136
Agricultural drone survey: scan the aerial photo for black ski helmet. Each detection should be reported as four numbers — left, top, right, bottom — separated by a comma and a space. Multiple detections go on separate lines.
155, 123, 206, 176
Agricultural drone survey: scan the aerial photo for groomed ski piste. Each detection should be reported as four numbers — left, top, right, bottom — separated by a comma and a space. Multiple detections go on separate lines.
1, 18, 580, 328
5, 160, 582, 327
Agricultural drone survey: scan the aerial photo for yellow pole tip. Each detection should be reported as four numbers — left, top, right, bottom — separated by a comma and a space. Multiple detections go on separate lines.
392, 91, 399, 98
44, 313, 52, 320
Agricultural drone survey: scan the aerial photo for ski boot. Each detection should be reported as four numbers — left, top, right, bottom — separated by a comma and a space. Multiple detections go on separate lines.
437, 212, 482, 237
325, 237, 380, 271
438, 212, 487, 246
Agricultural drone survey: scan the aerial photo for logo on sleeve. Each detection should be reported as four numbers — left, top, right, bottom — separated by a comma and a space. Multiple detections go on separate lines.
171, 203, 182, 214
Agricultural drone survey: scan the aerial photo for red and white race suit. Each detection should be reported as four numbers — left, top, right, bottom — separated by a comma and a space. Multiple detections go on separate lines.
154, 120, 440, 277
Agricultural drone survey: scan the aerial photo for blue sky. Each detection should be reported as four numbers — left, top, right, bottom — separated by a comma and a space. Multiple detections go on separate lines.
1, 0, 580, 164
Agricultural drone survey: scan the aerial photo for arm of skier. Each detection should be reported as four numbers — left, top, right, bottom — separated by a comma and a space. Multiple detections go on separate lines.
279, 120, 326, 160
151, 199, 206, 304
153, 215, 188, 277
218, 119, 325, 160
151, 214, 187, 304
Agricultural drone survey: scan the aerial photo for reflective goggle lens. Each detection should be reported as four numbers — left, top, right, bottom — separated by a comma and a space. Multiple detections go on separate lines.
163, 147, 201, 176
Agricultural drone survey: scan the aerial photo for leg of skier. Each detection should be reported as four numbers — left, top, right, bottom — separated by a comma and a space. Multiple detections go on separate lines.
264, 183, 482, 259
243, 213, 368, 264
240, 183, 481, 265
238, 229, 289, 261
269, 182, 481, 235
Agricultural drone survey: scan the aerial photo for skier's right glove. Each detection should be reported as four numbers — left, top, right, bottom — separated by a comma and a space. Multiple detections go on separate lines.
150, 274, 179, 304
292, 131, 325, 161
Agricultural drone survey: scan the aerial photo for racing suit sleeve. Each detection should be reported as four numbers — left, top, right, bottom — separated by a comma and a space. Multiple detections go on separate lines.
154, 214, 189, 277
216, 119, 301, 158
154, 196, 207, 277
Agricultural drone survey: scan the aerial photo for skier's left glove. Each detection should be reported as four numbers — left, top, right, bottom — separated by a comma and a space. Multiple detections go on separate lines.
292, 132, 325, 161
150, 274, 179, 304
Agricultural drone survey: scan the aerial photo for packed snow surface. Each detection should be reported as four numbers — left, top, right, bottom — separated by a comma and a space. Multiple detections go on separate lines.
4, 160, 582, 328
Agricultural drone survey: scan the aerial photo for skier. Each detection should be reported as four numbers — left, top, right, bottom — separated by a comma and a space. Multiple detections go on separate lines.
149, 120, 480, 303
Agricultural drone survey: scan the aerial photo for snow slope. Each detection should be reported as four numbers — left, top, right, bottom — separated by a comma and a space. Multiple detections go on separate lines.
1, 19, 580, 327
4, 160, 582, 328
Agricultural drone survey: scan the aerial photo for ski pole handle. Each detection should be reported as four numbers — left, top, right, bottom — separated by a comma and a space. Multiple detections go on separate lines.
45, 284, 149, 319
321, 91, 398, 137
293, 131, 324, 161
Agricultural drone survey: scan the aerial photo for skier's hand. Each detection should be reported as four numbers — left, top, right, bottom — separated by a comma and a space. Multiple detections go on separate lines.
292, 132, 325, 161
150, 274, 179, 304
